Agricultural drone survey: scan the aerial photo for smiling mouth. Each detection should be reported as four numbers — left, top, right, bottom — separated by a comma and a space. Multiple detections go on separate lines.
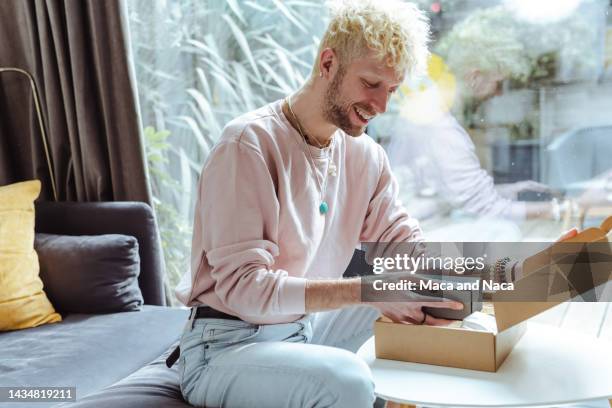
354, 106, 375, 124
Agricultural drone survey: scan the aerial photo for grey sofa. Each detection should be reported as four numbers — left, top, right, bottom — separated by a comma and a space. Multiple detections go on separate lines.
0, 202, 191, 407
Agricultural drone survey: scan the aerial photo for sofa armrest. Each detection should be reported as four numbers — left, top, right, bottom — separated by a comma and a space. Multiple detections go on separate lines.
35, 201, 166, 306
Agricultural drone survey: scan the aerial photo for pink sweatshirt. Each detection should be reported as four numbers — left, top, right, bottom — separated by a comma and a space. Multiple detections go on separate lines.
175, 99, 423, 324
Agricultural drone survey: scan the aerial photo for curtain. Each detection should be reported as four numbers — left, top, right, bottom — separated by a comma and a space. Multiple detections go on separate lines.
0, 0, 151, 204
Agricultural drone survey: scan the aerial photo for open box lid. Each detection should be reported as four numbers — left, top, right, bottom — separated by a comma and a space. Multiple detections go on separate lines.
492, 216, 612, 333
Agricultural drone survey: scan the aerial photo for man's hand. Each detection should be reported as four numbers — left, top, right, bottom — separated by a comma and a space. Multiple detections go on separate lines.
305, 275, 463, 324
557, 228, 578, 242
372, 300, 463, 326
496, 180, 553, 200
359, 272, 464, 325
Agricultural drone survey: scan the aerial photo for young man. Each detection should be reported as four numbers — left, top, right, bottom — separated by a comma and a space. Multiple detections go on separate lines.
173, 1, 462, 407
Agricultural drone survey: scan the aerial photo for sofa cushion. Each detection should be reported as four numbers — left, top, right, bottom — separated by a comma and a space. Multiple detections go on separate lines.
0, 305, 189, 405
35, 233, 143, 314
0, 180, 61, 331
35, 201, 166, 306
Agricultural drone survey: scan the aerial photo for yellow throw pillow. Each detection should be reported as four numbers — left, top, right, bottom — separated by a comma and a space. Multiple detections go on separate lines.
0, 180, 61, 331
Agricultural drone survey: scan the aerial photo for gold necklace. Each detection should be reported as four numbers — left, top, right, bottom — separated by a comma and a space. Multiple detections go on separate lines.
286, 97, 335, 214
286, 98, 337, 176
286, 99, 327, 148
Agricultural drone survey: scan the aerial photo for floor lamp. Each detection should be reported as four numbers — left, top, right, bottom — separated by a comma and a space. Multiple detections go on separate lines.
0, 67, 58, 201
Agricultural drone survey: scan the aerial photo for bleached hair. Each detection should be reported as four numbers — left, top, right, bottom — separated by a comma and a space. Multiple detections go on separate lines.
435, 6, 531, 80
314, 0, 430, 78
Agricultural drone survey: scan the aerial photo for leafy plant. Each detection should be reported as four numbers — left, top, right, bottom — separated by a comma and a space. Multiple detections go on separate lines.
508, 119, 537, 141
180, 1, 324, 145
143, 126, 192, 302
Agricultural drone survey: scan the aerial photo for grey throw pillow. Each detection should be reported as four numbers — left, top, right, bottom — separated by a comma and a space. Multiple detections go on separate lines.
35, 233, 143, 314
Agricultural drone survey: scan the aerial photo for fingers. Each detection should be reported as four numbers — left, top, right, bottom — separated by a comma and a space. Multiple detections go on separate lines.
556, 228, 578, 242
380, 312, 400, 323
383, 308, 457, 326
379, 303, 426, 325
417, 300, 464, 310
377, 300, 463, 326
424, 314, 456, 326
526, 180, 552, 192
407, 290, 466, 307
382, 312, 417, 325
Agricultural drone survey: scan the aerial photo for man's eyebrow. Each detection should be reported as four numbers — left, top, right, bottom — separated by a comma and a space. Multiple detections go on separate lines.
361, 75, 401, 88
360, 75, 379, 81
380, 80, 403, 90
359, 68, 403, 87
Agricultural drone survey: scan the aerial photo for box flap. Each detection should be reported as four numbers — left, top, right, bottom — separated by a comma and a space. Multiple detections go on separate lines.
567, 216, 612, 242
566, 227, 606, 243
599, 215, 612, 234
492, 301, 560, 332
492, 218, 612, 332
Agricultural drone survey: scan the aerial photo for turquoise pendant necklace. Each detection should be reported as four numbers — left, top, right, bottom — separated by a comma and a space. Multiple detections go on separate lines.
319, 202, 329, 215
286, 97, 335, 215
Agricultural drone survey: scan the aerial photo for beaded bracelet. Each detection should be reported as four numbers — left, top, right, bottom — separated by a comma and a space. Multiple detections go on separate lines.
494, 256, 512, 283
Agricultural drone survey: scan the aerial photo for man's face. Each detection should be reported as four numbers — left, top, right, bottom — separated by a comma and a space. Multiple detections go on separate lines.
467, 70, 506, 101
322, 52, 403, 137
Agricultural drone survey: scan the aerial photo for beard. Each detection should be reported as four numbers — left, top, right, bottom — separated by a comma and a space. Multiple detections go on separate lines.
322, 66, 366, 137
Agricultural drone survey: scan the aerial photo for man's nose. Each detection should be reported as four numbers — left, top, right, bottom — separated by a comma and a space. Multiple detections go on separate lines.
372, 90, 389, 114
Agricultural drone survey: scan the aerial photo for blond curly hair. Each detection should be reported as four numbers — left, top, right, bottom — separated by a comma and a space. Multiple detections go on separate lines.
436, 6, 531, 81
313, 0, 430, 78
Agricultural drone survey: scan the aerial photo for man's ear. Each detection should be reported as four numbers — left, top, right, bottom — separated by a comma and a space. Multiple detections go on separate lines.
319, 48, 338, 79
465, 69, 481, 86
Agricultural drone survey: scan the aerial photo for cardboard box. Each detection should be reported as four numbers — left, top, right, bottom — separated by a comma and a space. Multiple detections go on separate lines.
374, 216, 612, 372
374, 302, 532, 372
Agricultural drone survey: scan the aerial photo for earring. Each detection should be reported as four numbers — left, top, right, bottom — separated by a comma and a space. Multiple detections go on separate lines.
319, 72, 323, 78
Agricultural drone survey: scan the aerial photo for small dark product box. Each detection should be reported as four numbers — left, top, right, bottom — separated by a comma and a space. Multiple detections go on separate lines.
420, 275, 483, 320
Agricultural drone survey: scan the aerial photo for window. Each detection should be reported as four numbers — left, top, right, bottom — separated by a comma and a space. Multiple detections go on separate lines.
127, 0, 325, 299
371, 0, 612, 242
127, 0, 612, 300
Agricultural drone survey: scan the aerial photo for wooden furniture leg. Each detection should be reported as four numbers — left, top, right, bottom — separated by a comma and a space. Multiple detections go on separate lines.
385, 402, 416, 408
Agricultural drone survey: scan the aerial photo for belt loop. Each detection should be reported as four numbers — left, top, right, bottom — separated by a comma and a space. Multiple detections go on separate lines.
189, 306, 197, 329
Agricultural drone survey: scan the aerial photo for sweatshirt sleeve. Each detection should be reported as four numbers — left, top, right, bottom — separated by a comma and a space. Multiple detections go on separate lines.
360, 144, 424, 246
432, 120, 527, 220
198, 139, 306, 316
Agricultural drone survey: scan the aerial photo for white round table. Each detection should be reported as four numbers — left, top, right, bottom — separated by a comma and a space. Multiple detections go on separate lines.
357, 323, 612, 407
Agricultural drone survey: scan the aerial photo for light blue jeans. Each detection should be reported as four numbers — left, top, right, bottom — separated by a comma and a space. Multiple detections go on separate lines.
178, 305, 380, 408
